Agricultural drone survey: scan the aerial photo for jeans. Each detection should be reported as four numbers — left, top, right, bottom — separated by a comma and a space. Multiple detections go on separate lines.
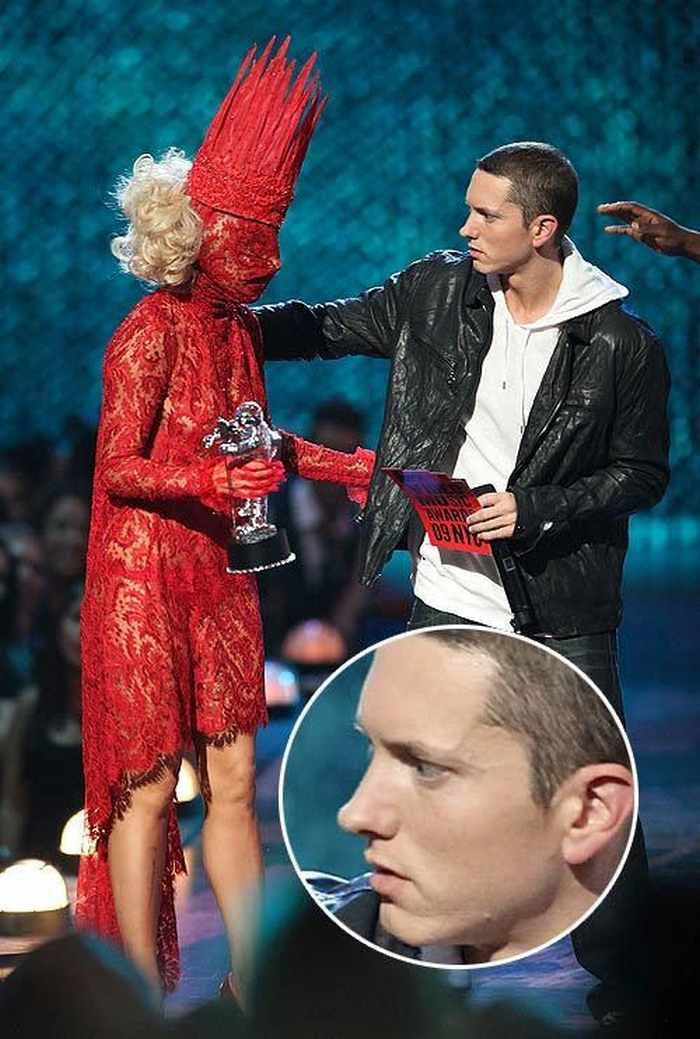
407, 597, 653, 986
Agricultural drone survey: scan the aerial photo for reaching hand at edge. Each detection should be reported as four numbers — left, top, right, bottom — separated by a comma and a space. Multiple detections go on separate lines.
597, 201, 700, 262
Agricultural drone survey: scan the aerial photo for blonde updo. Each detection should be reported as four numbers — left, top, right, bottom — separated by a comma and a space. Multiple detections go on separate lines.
111, 148, 203, 287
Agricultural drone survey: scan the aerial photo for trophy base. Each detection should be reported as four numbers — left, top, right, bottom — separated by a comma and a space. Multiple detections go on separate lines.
226, 529, 296, 574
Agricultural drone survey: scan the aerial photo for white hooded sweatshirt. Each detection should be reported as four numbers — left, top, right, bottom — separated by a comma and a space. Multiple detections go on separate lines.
413, 238, 629, 629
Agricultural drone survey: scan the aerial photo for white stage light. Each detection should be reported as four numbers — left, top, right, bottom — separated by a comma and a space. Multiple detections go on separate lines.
59, 810, 84, 856
0, 859, 71, 937
175, 759, 200, 803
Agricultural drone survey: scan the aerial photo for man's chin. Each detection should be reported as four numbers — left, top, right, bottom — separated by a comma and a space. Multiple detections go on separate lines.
468, 253, 496, 274
378, 902, 448, 950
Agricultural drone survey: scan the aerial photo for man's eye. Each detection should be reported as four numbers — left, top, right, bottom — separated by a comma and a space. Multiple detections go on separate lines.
412, 759, 447, 782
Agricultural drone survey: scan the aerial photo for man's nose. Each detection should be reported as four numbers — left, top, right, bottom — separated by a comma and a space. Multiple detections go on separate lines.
337, 768, 398, 838
459, 213, 476, 239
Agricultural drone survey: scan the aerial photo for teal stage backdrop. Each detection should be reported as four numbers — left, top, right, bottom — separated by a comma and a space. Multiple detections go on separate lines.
3, 0, 699, 576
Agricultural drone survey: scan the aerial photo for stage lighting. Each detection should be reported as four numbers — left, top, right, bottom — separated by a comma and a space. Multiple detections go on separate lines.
175, 759, 199, 803
281, 620, 347, 698
265, 660, 301, 708
59, 810, 84, 856
0, 860, 71, 937
281, 619, 347, 664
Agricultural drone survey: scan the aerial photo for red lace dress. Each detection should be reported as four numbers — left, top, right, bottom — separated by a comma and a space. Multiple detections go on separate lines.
76, 279, 373, 989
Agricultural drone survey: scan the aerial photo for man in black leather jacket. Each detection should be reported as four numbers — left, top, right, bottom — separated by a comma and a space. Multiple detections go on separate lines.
258, 148, 669, 646
258, 142, 669, 1021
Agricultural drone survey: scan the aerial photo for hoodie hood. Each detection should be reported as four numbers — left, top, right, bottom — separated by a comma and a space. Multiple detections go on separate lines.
514, 237, 628, 330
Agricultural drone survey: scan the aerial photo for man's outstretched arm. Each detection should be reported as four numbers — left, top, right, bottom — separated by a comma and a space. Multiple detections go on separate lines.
597, 201, 700, 262
256, 258, 427, 362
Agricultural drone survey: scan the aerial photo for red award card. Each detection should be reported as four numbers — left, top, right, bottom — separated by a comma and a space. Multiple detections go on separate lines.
383, 468, 492, 556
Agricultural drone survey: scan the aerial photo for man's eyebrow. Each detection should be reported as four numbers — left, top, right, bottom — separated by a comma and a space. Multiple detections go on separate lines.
383, 737, 464, 764
358, 727, 473, 768
466, 200, 501, 217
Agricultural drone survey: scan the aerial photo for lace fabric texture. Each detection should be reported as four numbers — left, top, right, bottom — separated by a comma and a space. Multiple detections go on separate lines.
76, 276, 374, 990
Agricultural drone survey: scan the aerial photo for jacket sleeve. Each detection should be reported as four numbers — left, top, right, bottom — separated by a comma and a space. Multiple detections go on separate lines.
511, 326, 670, 552
255, 257, 429, 362
97, 311, 217, 503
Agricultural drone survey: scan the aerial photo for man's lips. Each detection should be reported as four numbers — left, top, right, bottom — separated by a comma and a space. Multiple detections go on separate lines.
366, 856, 409, 897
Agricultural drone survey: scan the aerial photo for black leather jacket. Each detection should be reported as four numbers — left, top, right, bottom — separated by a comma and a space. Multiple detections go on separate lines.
303, 872, 456, 962
303, 872, 410, 953
258, 250, 670, 636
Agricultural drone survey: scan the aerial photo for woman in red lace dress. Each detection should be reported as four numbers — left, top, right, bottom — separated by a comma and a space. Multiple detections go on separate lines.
77, 41, 373, 997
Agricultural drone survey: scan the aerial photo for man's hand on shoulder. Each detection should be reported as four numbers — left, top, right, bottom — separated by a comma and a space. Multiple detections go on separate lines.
467, 492, 518, 541
597, 201, 700, 262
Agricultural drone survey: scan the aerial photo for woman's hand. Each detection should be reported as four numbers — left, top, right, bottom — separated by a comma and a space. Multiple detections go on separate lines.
345, 448, 376, 508
346, 484, 369, 507
205, 458, 285, 511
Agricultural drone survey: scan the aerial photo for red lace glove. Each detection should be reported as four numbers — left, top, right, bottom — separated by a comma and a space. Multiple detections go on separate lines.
346, 480, 370, 508
281, 435, 375, 503
341, 448, 375, 506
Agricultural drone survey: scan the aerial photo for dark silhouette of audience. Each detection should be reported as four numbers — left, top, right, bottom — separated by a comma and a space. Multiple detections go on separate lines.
0, 899, 575, 1039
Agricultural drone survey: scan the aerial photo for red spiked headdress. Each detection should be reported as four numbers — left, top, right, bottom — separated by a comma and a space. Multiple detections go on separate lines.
188, 37, 326, 228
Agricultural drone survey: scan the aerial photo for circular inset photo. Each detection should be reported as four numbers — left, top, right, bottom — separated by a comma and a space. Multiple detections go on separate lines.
279, 626, 638, 969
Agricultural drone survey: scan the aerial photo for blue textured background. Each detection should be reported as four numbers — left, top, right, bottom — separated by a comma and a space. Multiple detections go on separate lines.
283, 651, 373, 878
3, 0, 699, 571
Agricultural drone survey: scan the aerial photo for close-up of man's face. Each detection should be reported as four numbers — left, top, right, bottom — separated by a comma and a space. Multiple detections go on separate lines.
337, 635, 620, 962
460, 168, 544, 276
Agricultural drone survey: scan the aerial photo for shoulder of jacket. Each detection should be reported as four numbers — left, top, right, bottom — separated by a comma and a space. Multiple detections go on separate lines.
411, 249, 472, 273
588, 300, 665, 354
396, 250, 476, 301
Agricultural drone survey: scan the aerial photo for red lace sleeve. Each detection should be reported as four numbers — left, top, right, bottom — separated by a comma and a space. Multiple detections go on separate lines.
98, 307, 215, 503
281, 434, 375, 488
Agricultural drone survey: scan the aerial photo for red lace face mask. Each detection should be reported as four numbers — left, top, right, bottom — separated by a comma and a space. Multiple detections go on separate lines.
195, 206, 281, 302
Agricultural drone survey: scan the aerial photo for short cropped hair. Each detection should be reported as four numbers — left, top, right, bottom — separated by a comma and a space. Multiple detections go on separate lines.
477, 142, 578, 244
424, 629, 629, 807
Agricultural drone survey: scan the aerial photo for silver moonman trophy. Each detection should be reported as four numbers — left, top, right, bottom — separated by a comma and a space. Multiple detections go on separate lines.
202, 401, 296, 574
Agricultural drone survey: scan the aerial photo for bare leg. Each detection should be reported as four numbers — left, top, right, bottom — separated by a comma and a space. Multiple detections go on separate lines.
199, 734, 263, 1004
107, 764, 180, 993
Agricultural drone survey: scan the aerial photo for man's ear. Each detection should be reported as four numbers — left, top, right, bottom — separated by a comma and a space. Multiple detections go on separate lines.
557, 763, 635, 867
530, 213, 559, 250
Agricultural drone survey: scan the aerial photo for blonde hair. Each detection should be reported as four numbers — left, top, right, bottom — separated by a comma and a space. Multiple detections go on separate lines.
111, 148, 203, 287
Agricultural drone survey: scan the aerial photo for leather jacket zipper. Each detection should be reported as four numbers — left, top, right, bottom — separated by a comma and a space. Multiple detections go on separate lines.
420, 337, 459, 385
